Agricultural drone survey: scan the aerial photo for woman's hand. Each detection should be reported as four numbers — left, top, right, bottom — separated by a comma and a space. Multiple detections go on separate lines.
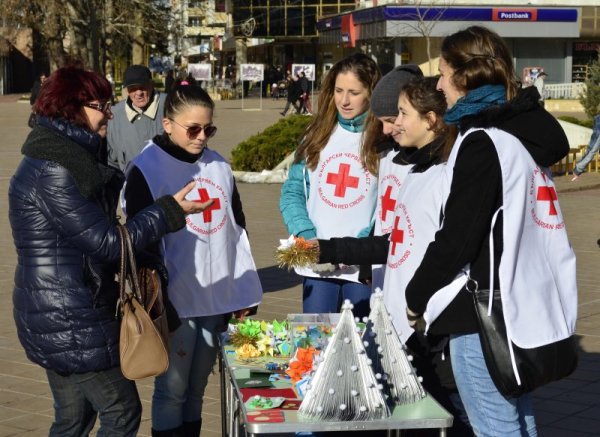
406, 307, 422, 328
173, 181, 214, 215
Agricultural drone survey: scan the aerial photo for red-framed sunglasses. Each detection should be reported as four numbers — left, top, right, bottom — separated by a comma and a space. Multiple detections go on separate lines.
83, 101, 112, 115
169, 119, 217, 139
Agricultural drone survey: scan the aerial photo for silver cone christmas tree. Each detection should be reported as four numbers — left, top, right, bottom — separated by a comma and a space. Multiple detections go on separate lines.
362, 290, 426, 406
299, 300, 390, 421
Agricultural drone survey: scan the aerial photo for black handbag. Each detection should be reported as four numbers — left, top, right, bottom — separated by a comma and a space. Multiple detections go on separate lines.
468, 279, 578, 399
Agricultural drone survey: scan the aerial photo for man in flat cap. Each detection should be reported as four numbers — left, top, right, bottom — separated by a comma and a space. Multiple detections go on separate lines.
107, 65, 166, 170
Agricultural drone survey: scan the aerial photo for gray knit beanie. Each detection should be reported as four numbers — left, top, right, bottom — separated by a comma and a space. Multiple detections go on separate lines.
370, 64, 424, 117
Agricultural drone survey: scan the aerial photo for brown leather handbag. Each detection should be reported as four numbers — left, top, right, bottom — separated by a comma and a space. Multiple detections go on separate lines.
116, 225, 169, 380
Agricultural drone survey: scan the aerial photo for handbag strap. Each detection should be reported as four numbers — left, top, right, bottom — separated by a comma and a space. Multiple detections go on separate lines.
487, 207, 502, 316
116, 224, 143, 304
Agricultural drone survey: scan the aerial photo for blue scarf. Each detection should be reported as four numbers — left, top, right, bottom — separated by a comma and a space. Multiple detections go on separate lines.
443, 85, 507, 125
337, 111, 368, 133
37, 116, 102, 157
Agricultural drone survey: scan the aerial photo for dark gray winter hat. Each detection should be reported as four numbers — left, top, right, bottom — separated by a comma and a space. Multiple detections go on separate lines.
370, 64, 424, 117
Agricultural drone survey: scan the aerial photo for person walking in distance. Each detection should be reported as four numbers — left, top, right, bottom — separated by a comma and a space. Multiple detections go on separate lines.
571, 112, 600, 181
281, 73, 302, 116
107, 65, 166, 170
533, 71, 547, 107
298, 70, 313, 115
123, 83, 263, 437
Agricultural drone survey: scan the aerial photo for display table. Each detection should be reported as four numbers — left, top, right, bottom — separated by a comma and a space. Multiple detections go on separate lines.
219, 344, 453, 437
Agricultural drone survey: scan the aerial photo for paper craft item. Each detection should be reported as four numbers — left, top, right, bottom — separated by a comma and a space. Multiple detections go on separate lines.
245, 396, 286, 411
298, 300, 390, 421
237, 377, 275, 389
281, 399, 302, 410
240, 387, 298, 402
276, 235, 319, 270
362, 290, 426, 405
247, 410, 285, 423
288, 313, 340, 355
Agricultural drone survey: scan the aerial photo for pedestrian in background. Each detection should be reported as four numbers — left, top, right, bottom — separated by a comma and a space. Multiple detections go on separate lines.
534, 71, 547, 107
298, 70, 313, 115
279, 53, 381, 318
164, 69, 175, 93
9, 66, 211, 437
107, 64, 166, 170
405, 26, 576, 436
28, 71, 47, 127
571, 112, 600, 181
123, 83, 263, 437
280, 73, 301, 116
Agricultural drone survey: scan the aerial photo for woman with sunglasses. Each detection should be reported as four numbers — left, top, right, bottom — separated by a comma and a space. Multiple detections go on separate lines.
123, 83, 263, 437
8, 66, 212, 436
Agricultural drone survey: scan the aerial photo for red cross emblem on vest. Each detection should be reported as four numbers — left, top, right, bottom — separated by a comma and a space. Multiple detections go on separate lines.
326, 163, 359, 197
380, 185, 396, 221
193, 188, 221, 223
390, 216, 405, 256
536, 173, 557, 216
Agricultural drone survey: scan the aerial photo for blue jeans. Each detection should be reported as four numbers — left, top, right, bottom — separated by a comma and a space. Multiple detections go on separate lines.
152, 314, 226, 430
46, 366, 141, 437
302, 277, 371, 318
449, 333, 537, 437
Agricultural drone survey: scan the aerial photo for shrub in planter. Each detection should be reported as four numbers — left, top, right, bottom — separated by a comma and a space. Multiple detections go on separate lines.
231, 114, 312, 171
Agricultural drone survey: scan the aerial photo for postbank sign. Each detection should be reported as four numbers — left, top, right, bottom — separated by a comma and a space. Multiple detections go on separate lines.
492, 8, 537, 21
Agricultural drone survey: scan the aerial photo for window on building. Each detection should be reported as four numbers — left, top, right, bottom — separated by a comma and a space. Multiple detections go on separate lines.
188, 17, 201, 27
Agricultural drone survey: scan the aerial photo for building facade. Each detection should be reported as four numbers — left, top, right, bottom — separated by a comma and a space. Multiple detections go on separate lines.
317, 1, 600, 85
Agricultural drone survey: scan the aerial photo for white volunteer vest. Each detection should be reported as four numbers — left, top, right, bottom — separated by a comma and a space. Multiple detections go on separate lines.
371, 150, 413, 292
295, 124, 378, 282
124, 143, 263, 318
382, 165, 448, 342
424, 128, 577, 348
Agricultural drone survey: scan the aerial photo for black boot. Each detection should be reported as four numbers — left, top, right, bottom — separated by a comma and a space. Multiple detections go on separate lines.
182, 419, 202, 437
151, 426, 183, 437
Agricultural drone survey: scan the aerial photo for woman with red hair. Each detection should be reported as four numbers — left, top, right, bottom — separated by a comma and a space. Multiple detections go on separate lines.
8, 66, 212, 436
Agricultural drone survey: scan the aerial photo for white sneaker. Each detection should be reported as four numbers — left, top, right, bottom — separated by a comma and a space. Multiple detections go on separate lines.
571, 174, 580, 182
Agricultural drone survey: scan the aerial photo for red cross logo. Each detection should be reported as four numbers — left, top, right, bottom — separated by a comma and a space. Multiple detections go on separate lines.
380, 185, 396, 221
193, 188, 221, 223
390, 216, 405, 256
326, 163, 359, 198
536, 174, 557, 216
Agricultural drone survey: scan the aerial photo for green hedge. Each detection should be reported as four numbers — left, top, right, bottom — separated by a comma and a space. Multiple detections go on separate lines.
557, 116, 593, 129
231, 114, 313, 171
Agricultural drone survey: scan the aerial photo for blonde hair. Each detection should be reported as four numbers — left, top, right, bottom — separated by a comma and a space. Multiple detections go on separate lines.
294, 53, 382, 173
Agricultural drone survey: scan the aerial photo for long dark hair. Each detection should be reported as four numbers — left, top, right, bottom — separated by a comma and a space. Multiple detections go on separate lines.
164, 83, 215, 119
295, 53, 382, 172
400, 77, 456, 161
441, 26, 519, 99
34, 66, 112, 130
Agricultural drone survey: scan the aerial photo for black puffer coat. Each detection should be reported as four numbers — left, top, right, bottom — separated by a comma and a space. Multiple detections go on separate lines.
8, 121, 184, 375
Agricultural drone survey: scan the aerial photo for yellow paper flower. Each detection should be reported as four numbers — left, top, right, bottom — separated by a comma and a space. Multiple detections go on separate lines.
256, 335, 274, 356
236, 343, 261, 358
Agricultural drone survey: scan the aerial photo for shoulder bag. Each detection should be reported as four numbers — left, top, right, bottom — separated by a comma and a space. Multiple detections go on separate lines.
117, 224, 170, 380
467, 277, 578, 399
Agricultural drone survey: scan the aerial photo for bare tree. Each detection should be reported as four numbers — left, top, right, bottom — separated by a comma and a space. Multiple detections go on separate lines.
388, 0, 453, 75
1, 0, 171, 73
